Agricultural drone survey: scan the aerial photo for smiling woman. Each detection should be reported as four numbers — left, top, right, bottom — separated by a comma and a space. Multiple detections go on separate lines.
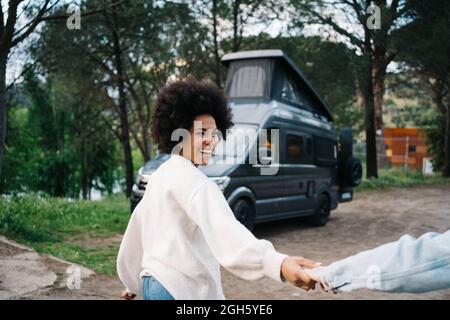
117, 78, 319, 300
183, 114, 221, 166
150, 79, 234, 157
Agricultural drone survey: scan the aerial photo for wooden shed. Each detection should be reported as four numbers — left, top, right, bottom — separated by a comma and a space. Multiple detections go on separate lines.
383, 128, 429, 169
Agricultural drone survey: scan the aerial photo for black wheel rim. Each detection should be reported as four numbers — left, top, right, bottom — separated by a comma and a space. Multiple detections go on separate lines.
353, 164, 362, 184
320, 199, 330, 219
237, 206, 249, 224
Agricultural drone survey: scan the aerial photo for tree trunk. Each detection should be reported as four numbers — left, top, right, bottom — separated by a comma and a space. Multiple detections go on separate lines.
232, 0, 241, 52
372, 48, 388, 168
111, 8, 134, 198
444, 105, 450, 177
0, 59, 7, 180
364, 60, 379, 179
118, 90, 134, 198
81, 139, 89, 199
362, 9, 378, 179
81, 174, 89, 199
54, 108, 66, 197
141, 126, 151, 162
212, 0, 222, 86
136, 98, 151, 162
126, 81, 151, 162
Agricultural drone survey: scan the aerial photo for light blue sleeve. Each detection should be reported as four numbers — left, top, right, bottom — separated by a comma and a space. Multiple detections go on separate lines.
320, 230, 450, 293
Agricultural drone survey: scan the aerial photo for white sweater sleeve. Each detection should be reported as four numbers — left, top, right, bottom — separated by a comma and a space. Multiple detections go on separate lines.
187, 182, 287, 282
116, 207, 143, 295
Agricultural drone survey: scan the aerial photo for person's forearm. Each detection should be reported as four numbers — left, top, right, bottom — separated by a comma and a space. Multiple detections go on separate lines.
317, 231, 450, 293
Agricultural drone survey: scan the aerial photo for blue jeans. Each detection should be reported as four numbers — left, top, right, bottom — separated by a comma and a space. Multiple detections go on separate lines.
141, 276, 175, 300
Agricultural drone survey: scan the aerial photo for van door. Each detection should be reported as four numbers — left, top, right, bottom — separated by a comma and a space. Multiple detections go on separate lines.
247, 127, 286, 217
282, 130, 316, 215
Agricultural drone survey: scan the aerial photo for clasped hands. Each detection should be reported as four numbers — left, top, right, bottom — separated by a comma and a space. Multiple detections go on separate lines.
281, 256, 331, 292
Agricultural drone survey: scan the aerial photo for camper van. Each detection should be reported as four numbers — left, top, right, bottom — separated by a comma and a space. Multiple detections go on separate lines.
130, 49, 362, 230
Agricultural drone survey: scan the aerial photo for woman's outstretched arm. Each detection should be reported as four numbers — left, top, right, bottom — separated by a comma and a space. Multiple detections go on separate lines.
186, 181, 318, 289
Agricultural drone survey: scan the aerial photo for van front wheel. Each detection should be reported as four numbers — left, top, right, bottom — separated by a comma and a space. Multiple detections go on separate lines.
309, 194, 330, 227
232, 199, 255, 232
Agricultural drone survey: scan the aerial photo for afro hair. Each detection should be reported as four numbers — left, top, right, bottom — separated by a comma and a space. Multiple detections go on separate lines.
151, 78, 234, 154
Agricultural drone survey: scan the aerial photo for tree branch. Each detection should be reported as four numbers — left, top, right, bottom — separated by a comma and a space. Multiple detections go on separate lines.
287, 4, 363, 50
41, 0, 127, 22
11, 0, 53, 47
0, 0, 21, 58
12, 0, 54, 39
0, 1, 5, 33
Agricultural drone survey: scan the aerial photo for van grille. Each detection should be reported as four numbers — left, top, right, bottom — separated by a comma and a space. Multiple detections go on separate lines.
138, 181, 147, 190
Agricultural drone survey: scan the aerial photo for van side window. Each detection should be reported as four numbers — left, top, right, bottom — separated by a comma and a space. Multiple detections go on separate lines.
277, 67, 314, 112
306, 138, 313, 155
286, 134, 304, 163
281, 74, 303, 106
314, 136, 337, 166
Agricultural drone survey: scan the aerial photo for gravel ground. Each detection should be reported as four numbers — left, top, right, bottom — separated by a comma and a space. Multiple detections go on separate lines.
222, 184, 450, 300
2, 184, 450, 300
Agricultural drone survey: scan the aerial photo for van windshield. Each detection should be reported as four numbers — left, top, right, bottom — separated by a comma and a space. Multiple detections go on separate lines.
213, 124, 258, 162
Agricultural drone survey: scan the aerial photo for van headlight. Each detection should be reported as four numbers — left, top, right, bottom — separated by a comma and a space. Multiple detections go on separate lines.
136, 167, 152, 185
209, 176, 230, 191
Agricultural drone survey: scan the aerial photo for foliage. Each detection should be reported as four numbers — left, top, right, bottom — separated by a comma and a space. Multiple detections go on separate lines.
0, 193, 129, 275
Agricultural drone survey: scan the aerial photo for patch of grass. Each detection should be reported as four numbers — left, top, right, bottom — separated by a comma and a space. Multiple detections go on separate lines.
0, 193, 130, 275
356, 168, 450, 192
34, 242, 120, 275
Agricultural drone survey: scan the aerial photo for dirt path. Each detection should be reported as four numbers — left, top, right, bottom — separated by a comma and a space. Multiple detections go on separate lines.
0, 236, 123, 300
2, 184, 450, 300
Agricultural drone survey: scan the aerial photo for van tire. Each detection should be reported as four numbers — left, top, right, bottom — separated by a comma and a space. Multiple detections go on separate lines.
309, 194, 330, 227
130, 200, 139, 214
232, 199, 255, 232
345, 157, 363, 187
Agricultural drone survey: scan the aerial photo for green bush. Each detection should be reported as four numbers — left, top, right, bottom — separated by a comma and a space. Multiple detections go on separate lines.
357, 167, 450, 191
0, 194, 130, 275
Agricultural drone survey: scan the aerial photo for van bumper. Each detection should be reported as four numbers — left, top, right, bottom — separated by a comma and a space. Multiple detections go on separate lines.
130, 184, 145, 212
338, 188, 353, 203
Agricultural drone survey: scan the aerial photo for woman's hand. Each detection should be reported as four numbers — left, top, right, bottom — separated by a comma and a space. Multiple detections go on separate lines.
304, 266, 333, 292
121, 289, 137, 300
281, 256, 321, 291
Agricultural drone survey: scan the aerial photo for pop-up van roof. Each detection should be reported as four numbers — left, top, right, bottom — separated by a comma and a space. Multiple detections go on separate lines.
221, 49, 333, 122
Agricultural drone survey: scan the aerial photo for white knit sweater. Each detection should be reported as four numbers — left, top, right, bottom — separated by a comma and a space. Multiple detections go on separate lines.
117, 154, 287, 300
